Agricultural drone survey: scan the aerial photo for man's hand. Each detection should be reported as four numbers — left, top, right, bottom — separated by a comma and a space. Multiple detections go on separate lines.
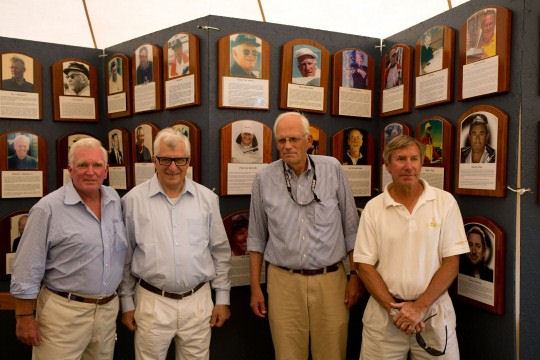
250, 285, 267, 318
344, 275, 364, 309
390, 301, 427, 334
210, 305, 230, 327
16, 316, 41, 346
122, 310, 137, 331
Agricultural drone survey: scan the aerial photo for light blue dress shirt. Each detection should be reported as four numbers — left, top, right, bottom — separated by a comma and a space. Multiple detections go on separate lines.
10, 182, 127, 299
119, 175, 231, 312
247, 155, 359, 269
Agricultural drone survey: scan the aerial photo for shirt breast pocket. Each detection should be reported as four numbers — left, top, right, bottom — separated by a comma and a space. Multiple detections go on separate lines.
314, 198, 339, 227
187, 217, 210, 247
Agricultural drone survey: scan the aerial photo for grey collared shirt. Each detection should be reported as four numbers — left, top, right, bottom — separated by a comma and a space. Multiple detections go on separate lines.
247, 155, 359, 269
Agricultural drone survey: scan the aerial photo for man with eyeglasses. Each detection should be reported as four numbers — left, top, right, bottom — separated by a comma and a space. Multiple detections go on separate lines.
354, 135, 469, 359
230, 34, 261, 78
63, 61, 90, 96
11, 138, 127, 359
119, 128, 231, 359
248, 112, 362, 360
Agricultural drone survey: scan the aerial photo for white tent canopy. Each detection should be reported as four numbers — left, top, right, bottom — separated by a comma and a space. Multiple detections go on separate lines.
1, 0, 470, 49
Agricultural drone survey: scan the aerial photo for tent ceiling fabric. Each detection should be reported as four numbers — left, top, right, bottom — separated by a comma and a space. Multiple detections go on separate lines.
1, 0, 470, 49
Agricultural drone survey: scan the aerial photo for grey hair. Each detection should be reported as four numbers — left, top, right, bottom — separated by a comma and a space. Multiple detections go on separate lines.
273, 112, 310, 137
10, 56, 25, 68
68, 137, 107, 166
382, 135, 425, 165
13, 134, 30, 146
153, 128, 191, 157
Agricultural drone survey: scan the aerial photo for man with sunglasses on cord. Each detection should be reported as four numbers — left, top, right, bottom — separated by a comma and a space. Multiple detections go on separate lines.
354, 135, 470, 359
248, 112, 362, 360
11, 138, 127, 359
119, 128, 231, 359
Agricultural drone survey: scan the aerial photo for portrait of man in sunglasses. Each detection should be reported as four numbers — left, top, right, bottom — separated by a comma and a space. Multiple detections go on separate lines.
229, 33, 261, 79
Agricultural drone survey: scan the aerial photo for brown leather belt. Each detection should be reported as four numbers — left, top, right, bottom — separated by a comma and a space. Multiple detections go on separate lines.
139, 279, 205, 300
47, 287, 116, 305
277, 263, 340, 276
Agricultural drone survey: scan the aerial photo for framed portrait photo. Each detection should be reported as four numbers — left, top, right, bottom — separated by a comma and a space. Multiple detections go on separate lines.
379, 122, 412, 191
458, 6, 512, 100
52, 58, 98, 122
131, 44, 163, 113
132, 122, 160, 186
106, 54, 131, 119
218, 32, 270, 110
220, 120, 272, 196
456, 216, 505, 315
332, 128, 374, 197
107, 128, 131, 190
164, 33, 201, 109
1, 130, 47, 198
308, 125, 327, 156
415, 26, 455, 108
332, 48, 374, 118
415, 116, 454, 191
455, 105, 507, 197
380, 44, 412, 117
280, 39, 329, 113
0, 210, 30, 280
0, 52, 43, 120
169, 120, 201, 183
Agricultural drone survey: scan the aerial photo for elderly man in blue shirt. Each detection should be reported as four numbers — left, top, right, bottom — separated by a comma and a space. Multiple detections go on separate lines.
248, 112, 363, 360
10, 138, 127, 359
119, 128, 231, 359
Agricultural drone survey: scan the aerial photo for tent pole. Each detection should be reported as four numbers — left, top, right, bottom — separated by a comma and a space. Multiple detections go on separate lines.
257, 0, 267, 22
82, 0, 98, 49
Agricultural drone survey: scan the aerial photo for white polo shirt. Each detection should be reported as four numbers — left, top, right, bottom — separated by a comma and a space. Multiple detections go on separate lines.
354, 179, 469, 300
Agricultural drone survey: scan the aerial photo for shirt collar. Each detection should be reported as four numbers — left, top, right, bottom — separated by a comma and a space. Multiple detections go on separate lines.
283, 156, 313, 176
148, 173, 194, 198
64, 181, 112, 206
382, 178, 435, 208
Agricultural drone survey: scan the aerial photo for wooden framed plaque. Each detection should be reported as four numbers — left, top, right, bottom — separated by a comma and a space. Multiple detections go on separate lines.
52, 58, 98, 122
456, 216, 505, 315
0, 131, 46, 198
455, 105, 507, 197
415, 116, 454, 191
56, 132, 98, 188
379, 122, 412, 191
332, 128, 374, 197
220, 120, 272, 196
0, 52, 43, 120
170, 120, 201, 183
308, 125, 327, 156
132, 44, 163, 113
218, 32, 270, 110
415, 26, 455, 108
0, 210, 30, 280
106, 54, 131, 119
107, 128, 131, 190
164, 33, 201, 109
280, 39, 329, 113
380, 44, 412, 117
458, 6, 512, 100
332, 48, 374, 118
132, 122, 159, 186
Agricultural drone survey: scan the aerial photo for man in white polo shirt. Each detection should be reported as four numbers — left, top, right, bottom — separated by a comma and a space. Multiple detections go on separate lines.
354, 135, 469, 359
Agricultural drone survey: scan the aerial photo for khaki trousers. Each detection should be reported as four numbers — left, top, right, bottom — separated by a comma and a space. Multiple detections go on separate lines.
33, 287, 118, 360
134, 282, 213, 360
267, 263, 349, 360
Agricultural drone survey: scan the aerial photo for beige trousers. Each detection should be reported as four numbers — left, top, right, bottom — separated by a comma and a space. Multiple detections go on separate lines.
134, 282, 213, 360
33, 287, 118, 360
267, 263, 349, 360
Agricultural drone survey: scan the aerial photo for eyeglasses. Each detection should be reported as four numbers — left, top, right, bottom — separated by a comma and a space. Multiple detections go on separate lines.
67, 73, 83, 79
155, 156, 189, 166
416, 313, 447, 357
242, 49, 259, 56
276, 136, 304, 146
282, 155, 320, 206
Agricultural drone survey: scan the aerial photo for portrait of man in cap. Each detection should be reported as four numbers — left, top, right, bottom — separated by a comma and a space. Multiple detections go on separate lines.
292, 45, 321, 86
384, 47, 403, 89
168, 33, 190, 78
460, 113, 497, 164
229, 33, 261, 78
63, 61, 90, 96
231, 120, 263, 164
